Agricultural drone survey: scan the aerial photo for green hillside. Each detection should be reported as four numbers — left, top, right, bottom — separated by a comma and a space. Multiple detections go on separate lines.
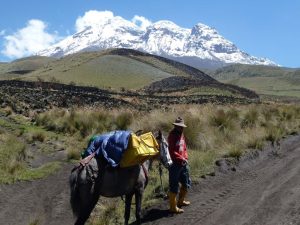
0, 49, 259, 100
7, 49, 214, 90
24, 54, 174, 89
207, 64, 300, 98
0, 56, 55, 80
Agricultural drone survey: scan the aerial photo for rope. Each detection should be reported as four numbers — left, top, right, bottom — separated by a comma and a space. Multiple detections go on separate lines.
158, 163, 168, 199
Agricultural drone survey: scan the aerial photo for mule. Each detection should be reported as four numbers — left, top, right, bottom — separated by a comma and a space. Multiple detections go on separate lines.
69, 131, 172, 225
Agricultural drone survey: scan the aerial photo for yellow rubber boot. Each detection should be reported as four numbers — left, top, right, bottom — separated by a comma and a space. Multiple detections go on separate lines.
169, 192, 184, 213
178, 187, 190, 207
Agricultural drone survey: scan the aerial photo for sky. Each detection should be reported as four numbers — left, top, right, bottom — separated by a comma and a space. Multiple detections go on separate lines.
0, 0, 299, 68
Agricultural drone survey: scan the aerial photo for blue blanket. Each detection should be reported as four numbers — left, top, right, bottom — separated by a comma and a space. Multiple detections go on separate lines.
84, 130, 131, 167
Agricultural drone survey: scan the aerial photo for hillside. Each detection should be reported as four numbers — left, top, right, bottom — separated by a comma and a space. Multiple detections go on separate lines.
207, 64, 300, 98
0, 56, 56, 80
0, 49, 258, 100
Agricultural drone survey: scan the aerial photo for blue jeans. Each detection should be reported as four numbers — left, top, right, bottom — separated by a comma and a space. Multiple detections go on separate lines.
168, 162, 191, 193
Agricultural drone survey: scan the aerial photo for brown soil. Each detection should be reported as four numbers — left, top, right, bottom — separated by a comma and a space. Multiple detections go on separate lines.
0, 163, 75, 225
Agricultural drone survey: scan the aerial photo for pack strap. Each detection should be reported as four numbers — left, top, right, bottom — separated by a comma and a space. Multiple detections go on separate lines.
71, 152, 96, 173
141, 163, 149, 186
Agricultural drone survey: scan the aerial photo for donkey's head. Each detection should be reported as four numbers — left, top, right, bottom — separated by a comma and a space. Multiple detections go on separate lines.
156, 130, 173, 168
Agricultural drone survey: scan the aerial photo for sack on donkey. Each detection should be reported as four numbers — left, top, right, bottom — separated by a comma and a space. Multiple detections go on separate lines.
120, 132, 159, 168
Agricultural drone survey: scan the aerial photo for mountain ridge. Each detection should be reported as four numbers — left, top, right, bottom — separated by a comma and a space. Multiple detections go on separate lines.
37, 13, 277, 69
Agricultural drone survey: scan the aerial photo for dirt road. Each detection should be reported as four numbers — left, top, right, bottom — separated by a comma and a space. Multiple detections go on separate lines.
143, 135, 300, 225
0, 163, 75, 225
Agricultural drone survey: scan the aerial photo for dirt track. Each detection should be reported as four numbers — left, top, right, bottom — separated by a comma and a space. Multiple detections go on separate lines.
142, 135, 300, 225
1, 135, 300, 225
0, 163, 75, 225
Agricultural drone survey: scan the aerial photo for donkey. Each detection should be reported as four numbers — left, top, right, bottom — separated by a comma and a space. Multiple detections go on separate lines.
69, 131, 172, 225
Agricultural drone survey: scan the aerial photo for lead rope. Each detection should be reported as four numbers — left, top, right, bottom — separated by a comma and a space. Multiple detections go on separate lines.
158, 162, 168, 199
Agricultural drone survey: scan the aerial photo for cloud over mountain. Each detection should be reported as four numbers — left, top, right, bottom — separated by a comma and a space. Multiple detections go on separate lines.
1, 20, 60, 59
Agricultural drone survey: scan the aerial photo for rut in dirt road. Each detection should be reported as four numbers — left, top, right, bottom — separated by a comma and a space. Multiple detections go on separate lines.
143, 135, 300, 225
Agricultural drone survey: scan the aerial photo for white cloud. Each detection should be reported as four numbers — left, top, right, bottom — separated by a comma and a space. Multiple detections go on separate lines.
1, 19, 60, 59
0, 30, 5, 36
132, 15, 152, 30
75, 10, 114, 32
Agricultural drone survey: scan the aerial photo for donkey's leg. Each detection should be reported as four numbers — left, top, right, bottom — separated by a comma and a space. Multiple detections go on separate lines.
135, 191, 143, 225
74, 183, 101, 225
124, 193, 133, 225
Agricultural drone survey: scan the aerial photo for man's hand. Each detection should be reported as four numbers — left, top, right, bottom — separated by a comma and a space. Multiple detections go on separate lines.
182, 160, 188, 166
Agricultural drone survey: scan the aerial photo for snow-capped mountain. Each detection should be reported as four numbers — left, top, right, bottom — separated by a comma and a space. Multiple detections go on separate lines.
38, 12, 277, 69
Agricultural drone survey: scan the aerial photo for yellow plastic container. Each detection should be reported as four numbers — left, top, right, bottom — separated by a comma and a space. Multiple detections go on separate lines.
120, 132, 159, 168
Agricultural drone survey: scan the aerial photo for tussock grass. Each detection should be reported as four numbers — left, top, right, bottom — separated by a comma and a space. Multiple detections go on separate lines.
25, 130, 46, 143
33, 103, 300, 225
67, 147, 81, 160
35, 108, 134, 138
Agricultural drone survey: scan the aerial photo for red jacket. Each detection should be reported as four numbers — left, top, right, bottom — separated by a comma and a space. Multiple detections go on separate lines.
168, 129, 188, 165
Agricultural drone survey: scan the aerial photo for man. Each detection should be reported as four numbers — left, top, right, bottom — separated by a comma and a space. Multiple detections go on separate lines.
167, 117, 191, 213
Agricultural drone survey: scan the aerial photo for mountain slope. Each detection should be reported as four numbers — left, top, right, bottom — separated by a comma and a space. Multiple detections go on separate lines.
1, 49, 258, 100
37, 12, 276, 69
208, 64, 300, 97
0, 56, 56, 80
21, 49, 219, 89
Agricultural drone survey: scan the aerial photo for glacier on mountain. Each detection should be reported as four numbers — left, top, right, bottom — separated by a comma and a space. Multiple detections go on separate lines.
38, 11, 277, 68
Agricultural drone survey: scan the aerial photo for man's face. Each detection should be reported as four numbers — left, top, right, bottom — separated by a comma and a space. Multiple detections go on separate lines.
175, 125, 184, 134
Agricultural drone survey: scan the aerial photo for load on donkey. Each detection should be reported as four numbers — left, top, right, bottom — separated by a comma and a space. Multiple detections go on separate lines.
69, 130, 172, 225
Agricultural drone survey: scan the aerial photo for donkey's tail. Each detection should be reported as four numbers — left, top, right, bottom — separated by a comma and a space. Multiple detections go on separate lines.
69, 166, 81, 216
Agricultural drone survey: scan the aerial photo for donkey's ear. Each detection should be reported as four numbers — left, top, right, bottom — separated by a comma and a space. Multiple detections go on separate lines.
135, 129, 143, 136
158, 130, 162, 138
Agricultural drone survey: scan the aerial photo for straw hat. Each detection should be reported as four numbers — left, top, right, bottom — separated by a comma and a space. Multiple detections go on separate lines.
172, 117, 187, 127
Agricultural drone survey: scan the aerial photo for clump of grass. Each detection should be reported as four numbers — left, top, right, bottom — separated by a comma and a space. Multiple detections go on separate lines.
241, 108, 258, 128
115, 112, 133, 130
245, 136, 264, 150
67, 147, 81, 160
25, 131, 46, 143
265, 124, 284, 145
209, 109, 235, 132
188, 149, 217, 179
184, 116, 203, 149
279, 105, 297, 122
89, 201, 123, 225
226, 145, 243, 159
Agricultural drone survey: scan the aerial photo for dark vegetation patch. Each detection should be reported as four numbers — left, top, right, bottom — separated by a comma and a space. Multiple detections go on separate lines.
143, 76, 259, 99
7, 70, 34, 75
0, 80, 258, 115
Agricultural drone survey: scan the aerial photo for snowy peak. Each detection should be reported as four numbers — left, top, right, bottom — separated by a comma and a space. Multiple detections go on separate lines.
38, 11, 277, 68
